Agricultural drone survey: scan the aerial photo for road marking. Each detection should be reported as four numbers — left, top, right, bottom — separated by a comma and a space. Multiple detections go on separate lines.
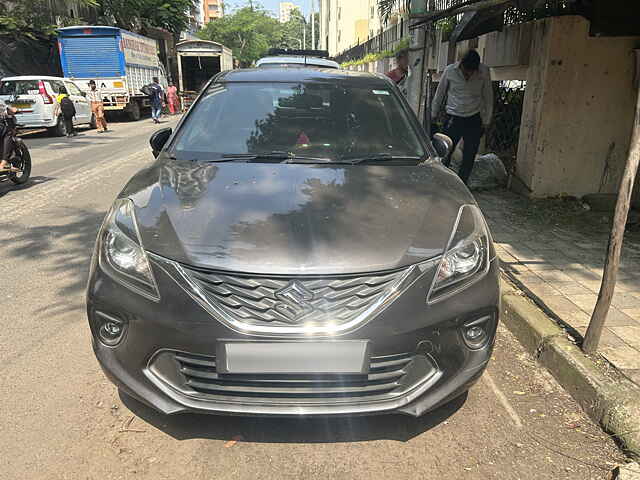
483, 372, 523, 428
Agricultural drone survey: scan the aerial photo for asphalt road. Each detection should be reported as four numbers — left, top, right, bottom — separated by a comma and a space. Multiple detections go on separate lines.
0, 116, 627, 479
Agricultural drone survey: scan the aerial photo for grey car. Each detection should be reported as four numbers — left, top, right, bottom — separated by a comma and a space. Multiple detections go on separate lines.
86, 67, 500, 417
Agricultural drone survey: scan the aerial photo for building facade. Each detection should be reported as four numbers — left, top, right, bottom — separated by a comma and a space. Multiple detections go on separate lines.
279, 2, 298, 23
202, 0, 223, 23
319, 0, 390, 57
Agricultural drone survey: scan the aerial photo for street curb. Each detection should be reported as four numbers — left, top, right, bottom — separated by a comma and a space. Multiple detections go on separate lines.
500, 278, 640, 459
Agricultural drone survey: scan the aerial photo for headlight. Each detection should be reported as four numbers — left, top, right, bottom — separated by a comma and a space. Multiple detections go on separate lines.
427, 204, 490, 303
97, 198, 160, 300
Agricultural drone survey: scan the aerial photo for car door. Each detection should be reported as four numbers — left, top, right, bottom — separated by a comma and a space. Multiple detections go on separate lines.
65, 81, 90, 124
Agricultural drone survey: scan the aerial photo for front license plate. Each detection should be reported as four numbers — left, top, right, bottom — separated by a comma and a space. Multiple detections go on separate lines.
216, 340, 371, 374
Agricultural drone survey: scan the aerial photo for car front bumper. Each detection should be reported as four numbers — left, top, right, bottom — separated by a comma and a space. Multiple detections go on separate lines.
87, 256, 500, 417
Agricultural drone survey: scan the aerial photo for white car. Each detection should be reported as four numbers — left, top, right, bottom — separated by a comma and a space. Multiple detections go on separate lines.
0, 75, 95, 136
256, 49, 340, 69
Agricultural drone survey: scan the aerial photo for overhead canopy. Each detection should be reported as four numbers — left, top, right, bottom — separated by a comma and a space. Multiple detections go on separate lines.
176, 40, 225, 54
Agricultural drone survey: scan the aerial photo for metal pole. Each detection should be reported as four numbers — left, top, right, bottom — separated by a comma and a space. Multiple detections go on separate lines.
303, 15, 306, 49
311, 0, 315, 49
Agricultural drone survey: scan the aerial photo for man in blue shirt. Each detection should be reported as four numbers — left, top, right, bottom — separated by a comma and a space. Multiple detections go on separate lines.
149, 77, 165, 124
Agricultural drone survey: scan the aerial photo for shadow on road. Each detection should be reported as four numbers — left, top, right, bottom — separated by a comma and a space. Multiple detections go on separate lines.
0, 175, 55, 198
120, 390, 467, 444
0, 206, 106, 315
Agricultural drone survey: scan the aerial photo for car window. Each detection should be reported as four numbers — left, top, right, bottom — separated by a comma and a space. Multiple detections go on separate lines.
66, 82, 83, 96
172, 82, 425, 162
0, 80, 39, 95
49, 80, 66, 94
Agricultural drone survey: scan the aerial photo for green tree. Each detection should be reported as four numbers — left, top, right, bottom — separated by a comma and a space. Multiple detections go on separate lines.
0, 0, 98, 39
198, 2, 283, 66
281, 7, 304, 49
97, 0, 197, 34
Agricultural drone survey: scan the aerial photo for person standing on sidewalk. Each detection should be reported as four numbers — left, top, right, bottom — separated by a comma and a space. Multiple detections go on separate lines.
431, 49, 493, 184
385, 49, 409, 88
86, 80, 108, 133
149, 77, 165, 124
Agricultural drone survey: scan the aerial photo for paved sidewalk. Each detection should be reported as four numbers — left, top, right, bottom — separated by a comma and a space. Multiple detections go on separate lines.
476, 190, 640, 386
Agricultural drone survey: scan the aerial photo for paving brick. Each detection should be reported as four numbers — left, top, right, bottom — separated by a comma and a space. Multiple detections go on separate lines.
601, 344, 640, 370
622, 308, 640, 322
605, 308, 640, 327
622, 369, 640, 387
542, 295, 584, 315
601, 327, 629, 348
535, 269, 576, 283
612, 293, 640, 309
547, 282, 592, 296
522, 260, 562, 271
609, 325, 640, 350
567, 293, 597, 313
509, 271, 546, 284
526, 282, 563, 298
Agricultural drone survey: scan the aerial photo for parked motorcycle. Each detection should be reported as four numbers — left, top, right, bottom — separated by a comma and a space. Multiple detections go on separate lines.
0, 112, 31, 185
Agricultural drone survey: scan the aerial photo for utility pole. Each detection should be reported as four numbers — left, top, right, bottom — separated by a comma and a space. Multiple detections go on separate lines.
303, 15, 306, 49
311, 0, 315, 49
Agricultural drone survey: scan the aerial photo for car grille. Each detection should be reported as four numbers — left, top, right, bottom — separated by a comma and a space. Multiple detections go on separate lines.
149, 350, 438, 405
181, 267, 409, 327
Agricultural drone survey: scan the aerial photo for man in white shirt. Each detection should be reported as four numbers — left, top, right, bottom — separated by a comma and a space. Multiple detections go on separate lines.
431, 49, 494, 184
86, 80, 108, 133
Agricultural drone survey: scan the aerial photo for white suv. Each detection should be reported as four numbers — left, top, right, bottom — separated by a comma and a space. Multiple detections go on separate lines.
0, 76, 95, 136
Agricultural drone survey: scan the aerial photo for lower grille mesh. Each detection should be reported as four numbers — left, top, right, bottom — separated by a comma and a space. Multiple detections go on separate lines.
173, 351, 414, 400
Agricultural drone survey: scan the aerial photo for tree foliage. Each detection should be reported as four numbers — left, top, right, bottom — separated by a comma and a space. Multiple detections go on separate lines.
0, 0, 97, 39
0, 0, 196, 39
198, 2, 321, 67
198, 3, 284, 67
97, 0, 197, 34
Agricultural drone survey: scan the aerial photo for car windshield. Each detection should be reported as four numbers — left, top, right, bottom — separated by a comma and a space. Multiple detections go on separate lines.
171, 81, 426, 162
0, 80, 40, 96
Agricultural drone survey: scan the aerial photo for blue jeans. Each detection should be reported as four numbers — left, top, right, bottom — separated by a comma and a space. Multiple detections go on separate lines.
151, 104, 162, 120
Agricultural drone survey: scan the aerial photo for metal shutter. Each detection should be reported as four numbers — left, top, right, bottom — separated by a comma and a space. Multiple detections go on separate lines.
62, 36, 123, 78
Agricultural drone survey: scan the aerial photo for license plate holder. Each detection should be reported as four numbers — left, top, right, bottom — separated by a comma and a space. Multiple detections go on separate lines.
216, 340, 371, 374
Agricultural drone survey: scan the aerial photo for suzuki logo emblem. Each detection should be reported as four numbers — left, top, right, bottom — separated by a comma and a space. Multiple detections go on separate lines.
274, 281, 315, 324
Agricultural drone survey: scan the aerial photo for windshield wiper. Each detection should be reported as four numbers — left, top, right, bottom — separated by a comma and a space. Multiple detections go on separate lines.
339, 154, 424, 165
217, 152, 332, 164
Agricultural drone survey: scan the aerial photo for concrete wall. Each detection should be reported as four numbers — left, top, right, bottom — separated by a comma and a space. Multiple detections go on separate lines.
516, 15, 640, 198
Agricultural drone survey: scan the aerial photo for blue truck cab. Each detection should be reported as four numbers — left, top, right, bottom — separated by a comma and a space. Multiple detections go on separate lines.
58, 26, 167, 121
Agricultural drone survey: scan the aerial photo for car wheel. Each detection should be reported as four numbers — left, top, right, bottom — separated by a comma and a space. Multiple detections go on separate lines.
127, 100, 141, 121
47, 116, 67, 137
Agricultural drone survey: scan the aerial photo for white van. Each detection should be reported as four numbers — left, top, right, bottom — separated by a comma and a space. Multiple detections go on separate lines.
0, 76, 95, 136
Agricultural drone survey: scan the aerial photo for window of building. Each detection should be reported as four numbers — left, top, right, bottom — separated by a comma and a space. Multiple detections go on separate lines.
370, 6, 374, 19
337, 6, 341, 20
338, 30, 341, 42
208, 3, 218, 11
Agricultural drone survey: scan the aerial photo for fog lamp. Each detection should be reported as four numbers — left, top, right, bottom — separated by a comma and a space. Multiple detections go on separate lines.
96, 311, 126, 346
461, 316, 492, 349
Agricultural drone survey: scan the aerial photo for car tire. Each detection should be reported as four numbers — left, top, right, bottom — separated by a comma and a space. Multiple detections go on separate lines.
127, 100, 141, 121
47, 116, 67, 137
89, 113, 97, 129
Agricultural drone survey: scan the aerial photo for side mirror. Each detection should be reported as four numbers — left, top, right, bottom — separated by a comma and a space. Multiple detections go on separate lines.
150, 127, 172, 157
432, 132, 453, 159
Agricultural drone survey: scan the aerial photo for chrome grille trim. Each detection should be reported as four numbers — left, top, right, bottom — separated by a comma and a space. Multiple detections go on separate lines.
147, 350, 440, 406
149, 253, 436, 337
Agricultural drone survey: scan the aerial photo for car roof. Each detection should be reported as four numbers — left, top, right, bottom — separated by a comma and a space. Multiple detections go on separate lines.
217, 67, 394, 88
256, 56, 340, 68
1, 75, 76, 82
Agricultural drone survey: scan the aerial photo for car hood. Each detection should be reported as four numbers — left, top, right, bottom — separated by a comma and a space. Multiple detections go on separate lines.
122, 158, 474, 275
